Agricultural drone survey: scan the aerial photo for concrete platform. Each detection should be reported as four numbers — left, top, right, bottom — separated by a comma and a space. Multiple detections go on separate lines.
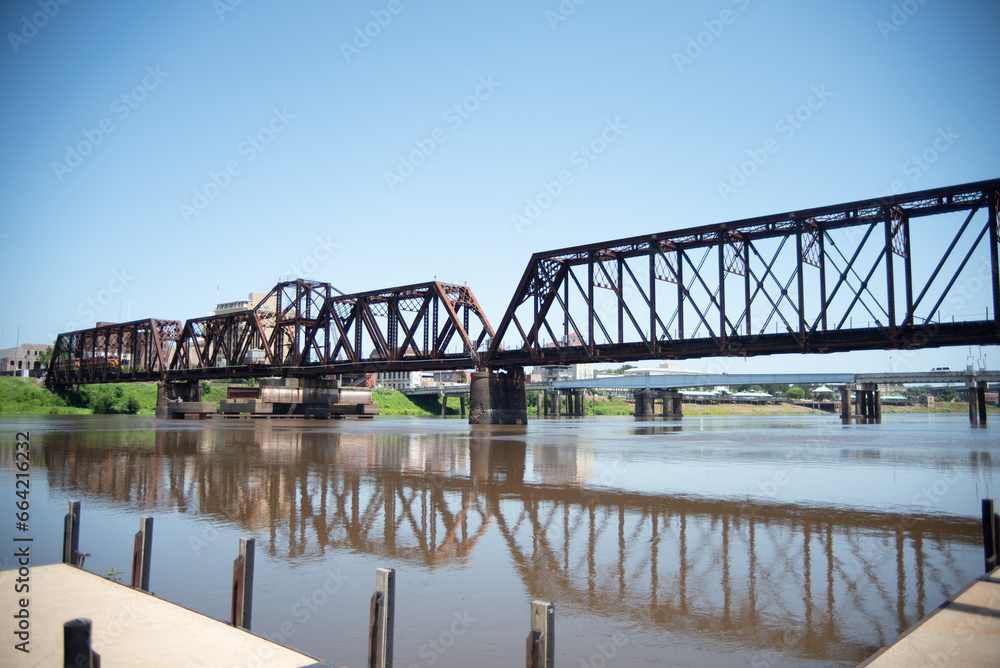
0, 563, 331, 667
859, 567, 1000, 666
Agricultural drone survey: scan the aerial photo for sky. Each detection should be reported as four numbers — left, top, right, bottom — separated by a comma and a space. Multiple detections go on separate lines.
1, 0, 998, 374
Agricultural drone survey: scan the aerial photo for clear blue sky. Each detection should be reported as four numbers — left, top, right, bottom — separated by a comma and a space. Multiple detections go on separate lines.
1, 0, 997, 373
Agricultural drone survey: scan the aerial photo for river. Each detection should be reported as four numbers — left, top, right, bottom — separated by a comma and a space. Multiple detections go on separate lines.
0, 413, 995, 667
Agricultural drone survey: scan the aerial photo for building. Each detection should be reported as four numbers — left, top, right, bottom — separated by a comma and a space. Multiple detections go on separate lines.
538, 333, 595, 382
0, 344, 51, 377
214, 292, 276, 316
376, 370, 423, 390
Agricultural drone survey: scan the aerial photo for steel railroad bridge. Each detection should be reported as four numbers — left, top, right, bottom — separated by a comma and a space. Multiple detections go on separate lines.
47, 178, 1000, 422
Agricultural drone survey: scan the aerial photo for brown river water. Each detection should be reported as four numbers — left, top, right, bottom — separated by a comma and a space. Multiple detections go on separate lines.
0, 413, 996, 667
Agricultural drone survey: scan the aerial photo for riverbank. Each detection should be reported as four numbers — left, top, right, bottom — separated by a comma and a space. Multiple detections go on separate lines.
1, 377, 995, 417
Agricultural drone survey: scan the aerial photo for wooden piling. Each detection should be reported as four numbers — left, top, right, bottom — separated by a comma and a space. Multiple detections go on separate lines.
526, 600, 554, 668
64, 617, 99, 668
131, 516, 153, 592
368, 568, 395, 668
63, 500, 81, 567
231, 537, 254, 630
985, 499, 999, 573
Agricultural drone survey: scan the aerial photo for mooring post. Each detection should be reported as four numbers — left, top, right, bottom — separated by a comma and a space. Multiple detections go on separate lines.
64, 618, 99, 668
440, 392, 447, 418
63, 500, 82, 566
131, 516, 153, 592
840, 387, 851, 424
984, 498, 999, 573
231, 537, 255, 630
368, 567, 395, 668
526, 600, 554, 668
874, 388, 882, 424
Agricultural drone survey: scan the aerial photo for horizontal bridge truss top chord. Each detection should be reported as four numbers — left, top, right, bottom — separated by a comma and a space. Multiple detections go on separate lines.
485, 178, 1000, 366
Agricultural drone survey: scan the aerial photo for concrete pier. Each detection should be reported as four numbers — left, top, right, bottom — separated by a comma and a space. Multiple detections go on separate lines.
469, 367, 528, 425
634, 390, 682, 418
537, 390, 586, 417
969, 380, 989, 425
0, 564, 324, 667
155, 380, 213, 418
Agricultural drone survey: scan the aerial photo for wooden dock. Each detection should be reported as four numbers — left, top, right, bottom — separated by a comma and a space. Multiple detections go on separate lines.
859, 566, 1000, 666
0, 563, 329, 667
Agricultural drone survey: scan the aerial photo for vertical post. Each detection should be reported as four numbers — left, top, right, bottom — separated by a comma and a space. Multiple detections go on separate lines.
579, 391, 586, 417
64, 618, 98, 668
969, 384, 978, 425
526, 600, 555, 668
63, 500, 81, 566
460, 395, 465, 418
441, 393, 447, 418
840, 387, 851, 424
368, 567, 395, 668
978, 382, 987, 426
989, 192, 999, 338
983, 499, 998, 573
874, 388, 882, 424
131, 516, 153, 592
231, 537, 255, 630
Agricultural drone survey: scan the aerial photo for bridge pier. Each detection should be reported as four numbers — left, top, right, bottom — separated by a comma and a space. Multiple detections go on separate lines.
468, 367, 528, 425
155, 381, 207, 418
840, 388, 851, 424
969, 381, 988, 426
635, 390, 682, 419
853, 383, 881, 424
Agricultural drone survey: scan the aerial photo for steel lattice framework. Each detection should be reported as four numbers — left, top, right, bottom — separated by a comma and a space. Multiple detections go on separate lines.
487, 178, 1000, 366
47, 179, 1000, 385
47, 318, 182, 385
48, 279, 494, 385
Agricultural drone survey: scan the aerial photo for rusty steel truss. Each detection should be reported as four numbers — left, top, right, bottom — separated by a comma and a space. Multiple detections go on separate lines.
486, 178, 1000, 366
47, 318, 182, 385
48, 279, 494, 385
47, 179, 1000, 385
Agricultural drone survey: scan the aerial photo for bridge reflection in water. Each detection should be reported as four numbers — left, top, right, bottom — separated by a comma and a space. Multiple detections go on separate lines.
41, 423, 983, 664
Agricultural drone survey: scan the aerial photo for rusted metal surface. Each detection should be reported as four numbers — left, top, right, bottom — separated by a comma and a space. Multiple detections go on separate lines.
47, 318, 181, 385
47, 280, 494, 385
487, 178, 1000, 366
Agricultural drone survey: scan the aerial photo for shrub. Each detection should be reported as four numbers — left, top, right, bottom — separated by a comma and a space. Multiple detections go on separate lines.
125, 396, 141, 414
92, 395, 116, 414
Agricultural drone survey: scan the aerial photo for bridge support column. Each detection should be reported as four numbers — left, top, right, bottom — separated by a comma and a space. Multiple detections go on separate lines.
840, 388, 851, 424
663, 390, 682, 418
970, 381, 988, 426
855, 383, 880, 424
468, 367, 528, 425
155, 381, 203, 417
578, 391, 586, 416
540, 391, 548, 417
635, 390, 646, 417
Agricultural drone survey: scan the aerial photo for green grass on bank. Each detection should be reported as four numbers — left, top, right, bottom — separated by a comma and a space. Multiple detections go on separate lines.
1, 377, 994, 418
0, 377, 229, 415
